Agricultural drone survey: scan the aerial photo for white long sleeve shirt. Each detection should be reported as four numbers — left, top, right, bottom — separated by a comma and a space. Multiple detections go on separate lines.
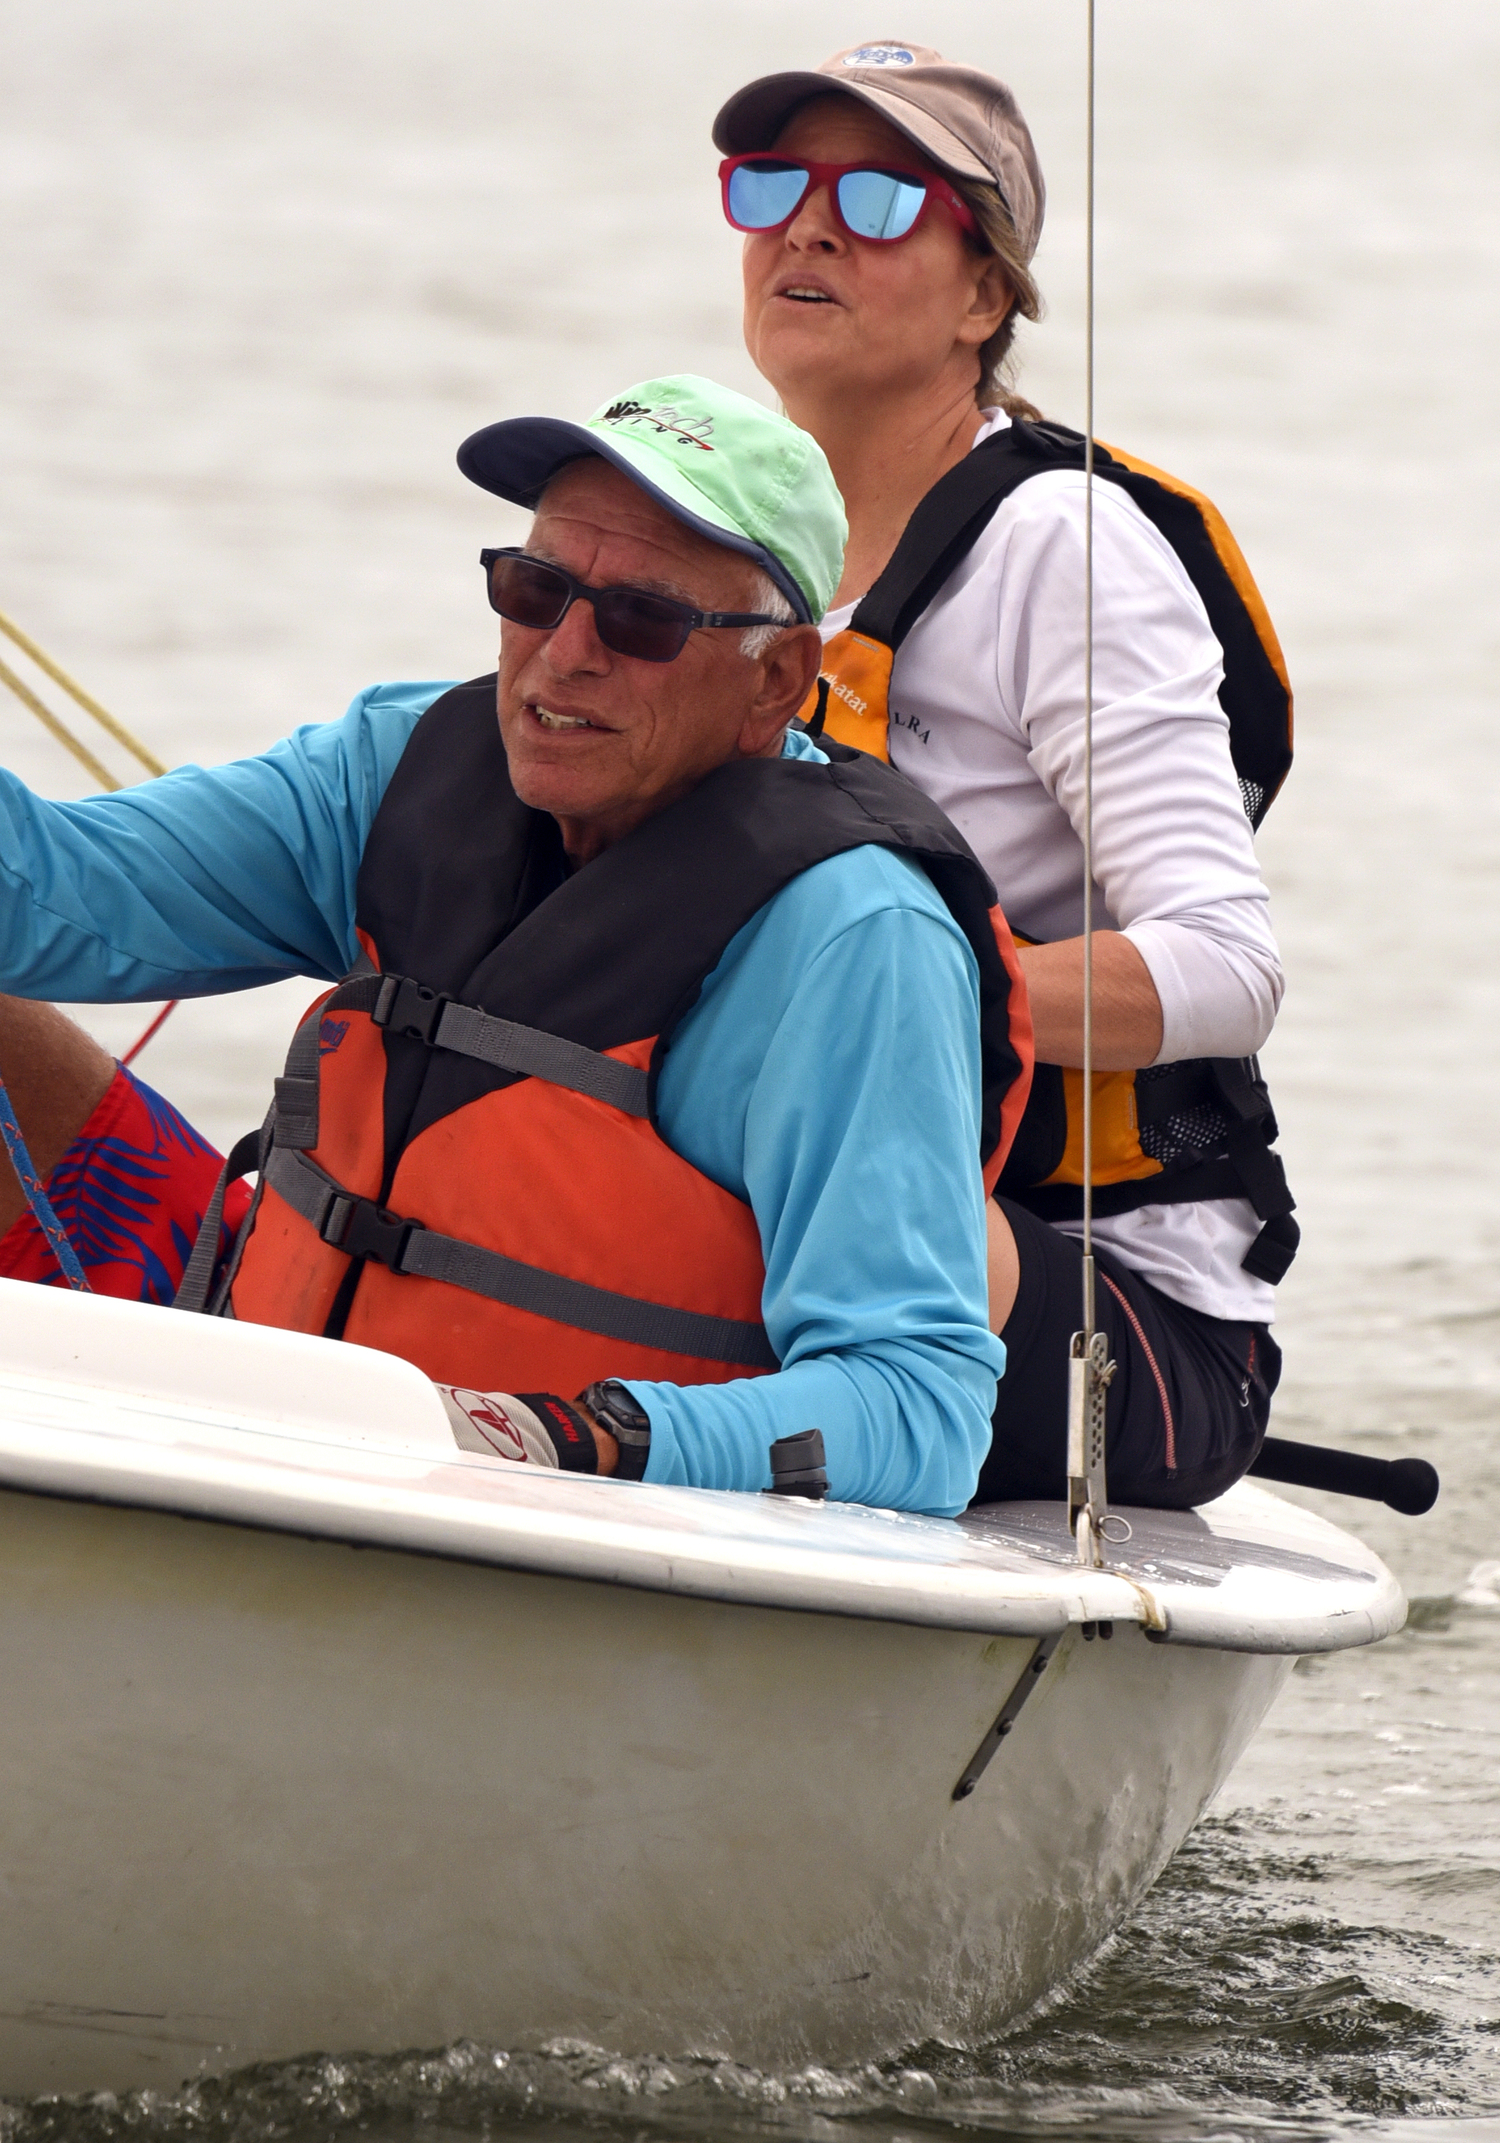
821, 408, 1284, 1323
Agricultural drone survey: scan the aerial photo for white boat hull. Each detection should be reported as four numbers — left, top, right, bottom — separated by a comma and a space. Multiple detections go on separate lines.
0, 1484, 1286, 2093
0, 1279, 1398, 2093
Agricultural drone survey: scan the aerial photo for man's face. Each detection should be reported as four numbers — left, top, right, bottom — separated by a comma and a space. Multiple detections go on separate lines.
498, 459, 818, 863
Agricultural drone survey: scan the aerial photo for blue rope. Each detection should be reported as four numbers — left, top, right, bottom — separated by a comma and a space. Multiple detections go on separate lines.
0, 1074, 92, 1292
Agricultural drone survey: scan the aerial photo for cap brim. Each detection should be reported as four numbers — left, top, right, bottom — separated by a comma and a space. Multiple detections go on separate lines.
457, 417, 813, 623
712, 69, 994, 188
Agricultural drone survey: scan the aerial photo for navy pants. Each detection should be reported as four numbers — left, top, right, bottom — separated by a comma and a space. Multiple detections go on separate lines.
975, 1196, 1280, 1510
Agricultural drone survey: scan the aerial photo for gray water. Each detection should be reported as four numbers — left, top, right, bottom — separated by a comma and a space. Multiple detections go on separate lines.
1, 0, 1498, 2133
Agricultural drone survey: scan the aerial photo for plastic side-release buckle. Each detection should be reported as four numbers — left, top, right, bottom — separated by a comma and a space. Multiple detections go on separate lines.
319, 1191, 422, 1269
372, 973, 451, 1046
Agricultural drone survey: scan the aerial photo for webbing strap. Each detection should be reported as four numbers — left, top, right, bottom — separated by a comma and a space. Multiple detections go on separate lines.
272, 968, 650, 1155
263, 1144, 777, 1370
850, 447, 1024, 652
1021, 1148, 1295, 1226
393, 988, 650, 1118
1014, 1146, 1299, 1282
849, 418, 1292, 826
173, 1126, 265, 1313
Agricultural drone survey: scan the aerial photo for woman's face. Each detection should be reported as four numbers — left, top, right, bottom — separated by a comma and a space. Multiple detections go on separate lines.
739, 98, 1010, 411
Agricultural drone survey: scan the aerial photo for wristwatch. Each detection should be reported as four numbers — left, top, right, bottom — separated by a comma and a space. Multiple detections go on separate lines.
579, 1379, 652, 1482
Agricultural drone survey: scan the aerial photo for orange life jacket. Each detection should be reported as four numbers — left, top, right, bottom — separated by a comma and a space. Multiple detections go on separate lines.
195, 679, 1034, 1391
797, 418, 1299, 1284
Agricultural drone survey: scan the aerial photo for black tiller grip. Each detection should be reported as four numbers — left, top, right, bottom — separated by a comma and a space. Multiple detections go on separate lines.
1249, 1436, 1439, 1516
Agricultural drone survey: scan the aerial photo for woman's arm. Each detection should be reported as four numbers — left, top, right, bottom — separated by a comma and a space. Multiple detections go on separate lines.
998, 477, 1284, 1064
1016, 930, 1163, 1069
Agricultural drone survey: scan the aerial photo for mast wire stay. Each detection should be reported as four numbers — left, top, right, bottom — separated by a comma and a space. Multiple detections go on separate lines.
1066, 0, 1117, 1567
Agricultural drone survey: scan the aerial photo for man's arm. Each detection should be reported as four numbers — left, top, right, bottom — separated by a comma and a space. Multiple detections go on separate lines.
0, 681, 449, 1000
626, 857, 1007, 1518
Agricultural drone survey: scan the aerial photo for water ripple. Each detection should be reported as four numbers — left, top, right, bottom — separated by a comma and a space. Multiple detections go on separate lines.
6, 1813, 1497, 2143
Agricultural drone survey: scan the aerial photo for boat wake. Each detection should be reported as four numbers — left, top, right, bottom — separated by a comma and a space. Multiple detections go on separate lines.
5, 1803, 1496, 2143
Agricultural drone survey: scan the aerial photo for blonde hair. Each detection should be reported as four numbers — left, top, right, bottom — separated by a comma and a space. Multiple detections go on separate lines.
948, 171, 1044, 419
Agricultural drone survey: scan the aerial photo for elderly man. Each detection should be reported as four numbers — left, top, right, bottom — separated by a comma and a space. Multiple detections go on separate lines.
0, 376, 1029, 1512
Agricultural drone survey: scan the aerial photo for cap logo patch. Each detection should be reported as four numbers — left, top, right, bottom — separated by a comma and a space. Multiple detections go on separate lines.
599, 399, 715, 452
843, 44, 915, 66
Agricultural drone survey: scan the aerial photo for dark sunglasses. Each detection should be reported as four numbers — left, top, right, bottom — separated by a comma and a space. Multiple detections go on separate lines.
481, 548, 789, 664
719, 154, 980, 245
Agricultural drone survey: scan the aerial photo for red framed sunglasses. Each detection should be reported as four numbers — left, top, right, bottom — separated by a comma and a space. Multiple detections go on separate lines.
719, 154, 980, 245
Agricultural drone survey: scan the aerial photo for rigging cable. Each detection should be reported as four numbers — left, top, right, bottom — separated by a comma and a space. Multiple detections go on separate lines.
1082, 0, 1097, 1292
0, 606, 179, 1069
1066, 0, 1117, 1566
0, 611, 176, 1275
0, 605, 167, 780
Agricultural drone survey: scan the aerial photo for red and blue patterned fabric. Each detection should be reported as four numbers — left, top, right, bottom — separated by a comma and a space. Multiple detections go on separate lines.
0, 1065, 251, 1302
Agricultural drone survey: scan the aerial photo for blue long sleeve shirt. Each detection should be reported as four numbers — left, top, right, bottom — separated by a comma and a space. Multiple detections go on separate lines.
0, 682, 1006, 1514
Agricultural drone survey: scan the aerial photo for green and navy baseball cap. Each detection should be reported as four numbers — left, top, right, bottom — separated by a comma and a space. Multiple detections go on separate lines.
457, 374, 846, 624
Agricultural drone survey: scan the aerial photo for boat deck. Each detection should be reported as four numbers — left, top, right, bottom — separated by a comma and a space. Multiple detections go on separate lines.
0, 1277, 1402, 1654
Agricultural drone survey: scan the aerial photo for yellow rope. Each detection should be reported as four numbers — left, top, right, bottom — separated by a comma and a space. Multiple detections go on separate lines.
0, 621, 182, 1066
0, 607, 167, 779
0, 655, 120, 793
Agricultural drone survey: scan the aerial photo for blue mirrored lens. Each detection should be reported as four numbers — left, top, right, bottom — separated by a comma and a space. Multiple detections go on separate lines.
728, 162, 811, 230
837, 169, 927, 240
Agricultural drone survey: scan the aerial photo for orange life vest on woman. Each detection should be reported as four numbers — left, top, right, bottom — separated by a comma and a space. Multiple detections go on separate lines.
196, 679, 1033, 1395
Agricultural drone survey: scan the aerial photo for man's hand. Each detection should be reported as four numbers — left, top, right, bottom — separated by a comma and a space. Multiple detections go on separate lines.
436, 1385, 618, 1473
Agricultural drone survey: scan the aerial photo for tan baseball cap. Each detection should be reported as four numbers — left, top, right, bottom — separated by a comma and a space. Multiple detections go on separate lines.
712, 39, 1045, 264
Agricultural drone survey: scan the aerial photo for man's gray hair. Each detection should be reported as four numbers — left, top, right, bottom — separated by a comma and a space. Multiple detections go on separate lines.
739, 571, 797, 661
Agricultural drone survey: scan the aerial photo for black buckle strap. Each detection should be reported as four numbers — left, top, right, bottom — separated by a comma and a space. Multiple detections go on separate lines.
372, 973, 452, 1046
1224, 1121, 1295, 1222
1242, 1212, 1300, 1285
371, 970, 651, 1117
1211, 1055, 1277, 1131
318, 1191, 423, 1270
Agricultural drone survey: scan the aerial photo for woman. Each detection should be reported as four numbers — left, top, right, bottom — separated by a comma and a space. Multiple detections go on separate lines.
712, 41, 1291, 1508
